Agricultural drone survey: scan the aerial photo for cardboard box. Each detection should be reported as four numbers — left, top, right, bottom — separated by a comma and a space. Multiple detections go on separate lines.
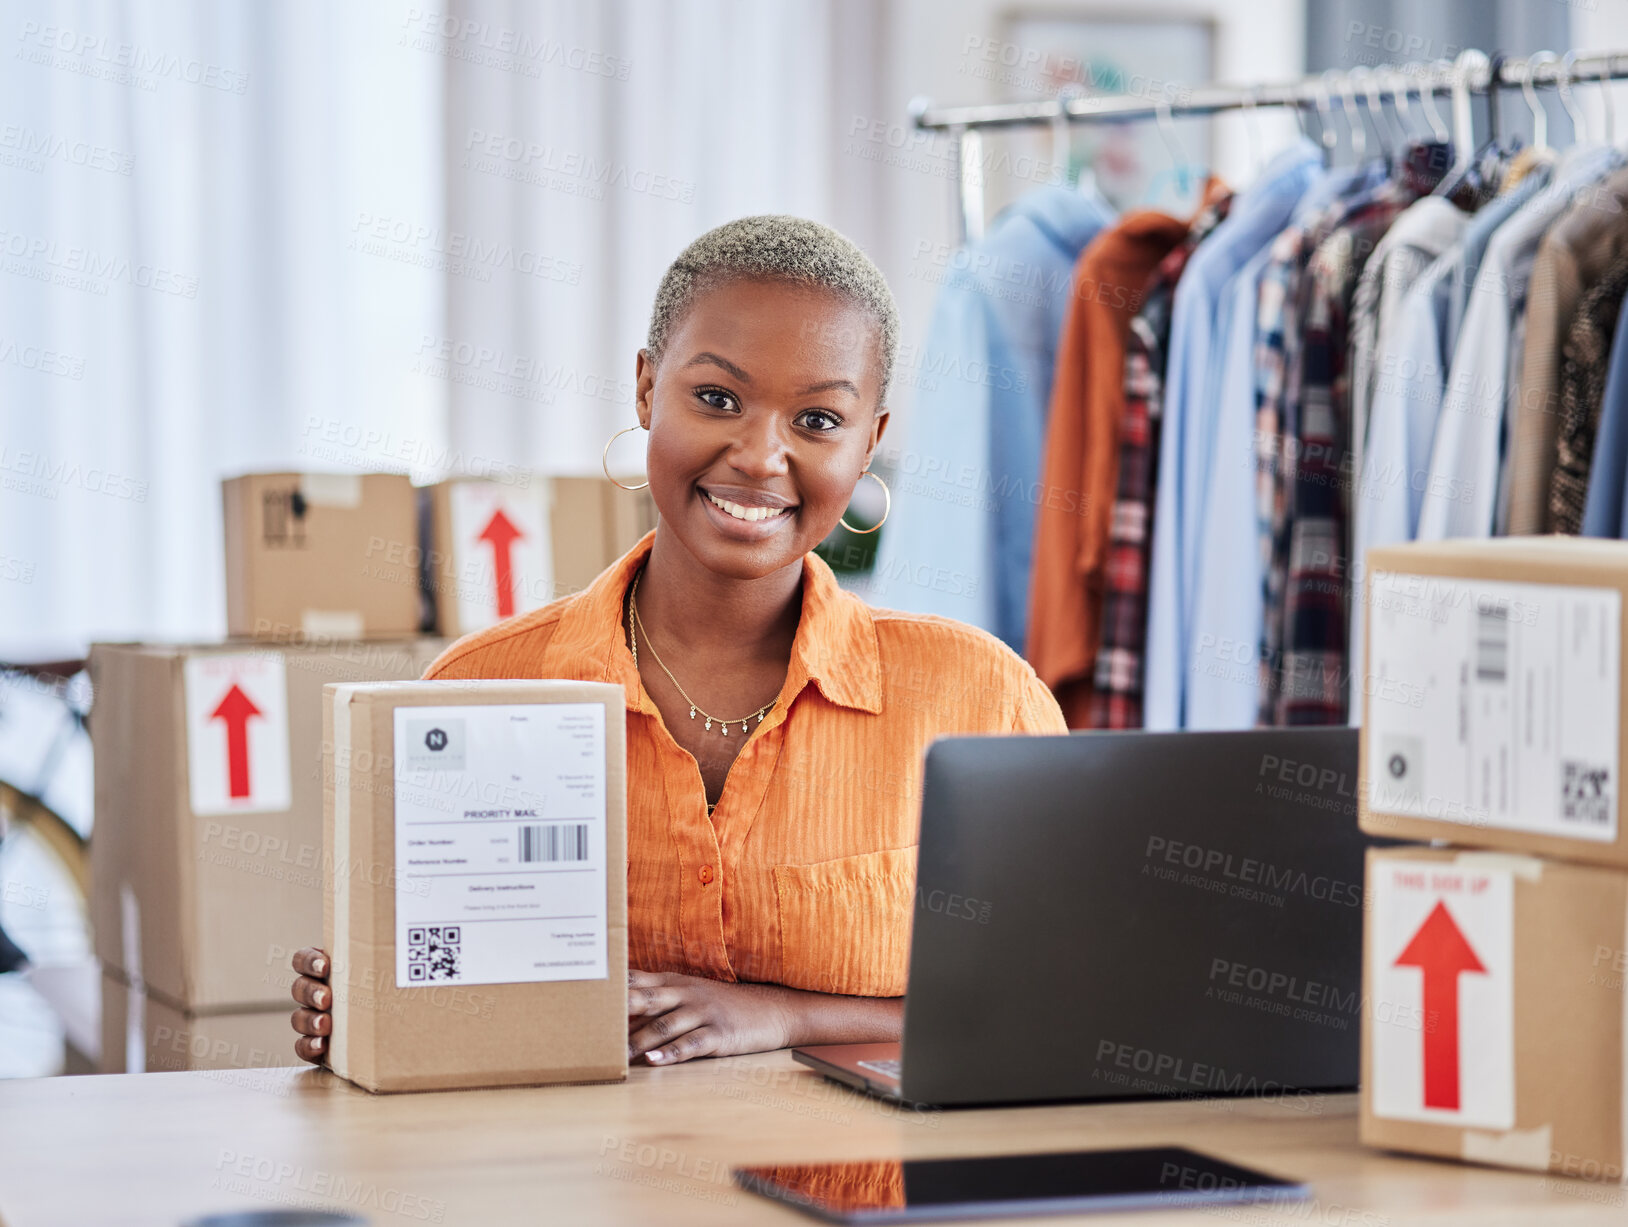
1361, 537, 1628, 867
422, 476, 655, 637
224, 472, 422, 640
324, 679, 627, 1093
89, 637, 446, 1011
1361, 846, 1628, 1178
100, 967, 298, 1074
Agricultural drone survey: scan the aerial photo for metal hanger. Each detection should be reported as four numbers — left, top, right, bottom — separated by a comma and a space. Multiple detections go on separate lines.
1148, 84, 1199, 207
1523, 51, 1556, 153
1050, 85, 1079, 185
1432, 49, 1486, 196
1356, 65, 1400, 160
1416, 61, 1450, 144
1311, 75, 1338, 163
1242, 85, 1264, 176
1484, 52, 1506, 151
1327, 69, 1366, 162
1383, 66, 1414, 145
1597, 57, 1617, 146
1558, 50, 1590, 144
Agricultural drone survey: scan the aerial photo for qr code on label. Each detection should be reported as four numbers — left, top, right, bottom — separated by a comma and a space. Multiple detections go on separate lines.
406, 925, 462, 981
1562, 761, 1614, 827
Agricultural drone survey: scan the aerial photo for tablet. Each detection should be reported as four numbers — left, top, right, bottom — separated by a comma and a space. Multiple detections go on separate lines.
732, 1146, 1308, 1223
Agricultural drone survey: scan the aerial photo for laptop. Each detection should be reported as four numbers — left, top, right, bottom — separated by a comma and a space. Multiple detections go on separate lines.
794, 727, 1386, 1107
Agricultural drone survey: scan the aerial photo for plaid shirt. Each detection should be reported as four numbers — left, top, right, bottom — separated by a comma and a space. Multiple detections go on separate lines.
1090, 195, 1232, 728
1270, 181, 1425, 725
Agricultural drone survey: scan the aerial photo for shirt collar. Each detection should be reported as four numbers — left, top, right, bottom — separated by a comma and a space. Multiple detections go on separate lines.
543, 530, 883, 717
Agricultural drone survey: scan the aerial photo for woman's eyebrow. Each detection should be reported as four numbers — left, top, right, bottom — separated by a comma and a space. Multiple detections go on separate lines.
684, 351, 752, 382
796, 378, 860, 398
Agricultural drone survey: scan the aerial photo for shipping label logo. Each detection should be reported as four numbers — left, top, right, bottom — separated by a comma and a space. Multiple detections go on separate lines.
405, 717, 465, 771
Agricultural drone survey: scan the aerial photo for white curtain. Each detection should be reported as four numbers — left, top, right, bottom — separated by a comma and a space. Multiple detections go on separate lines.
0, 0, 887, 646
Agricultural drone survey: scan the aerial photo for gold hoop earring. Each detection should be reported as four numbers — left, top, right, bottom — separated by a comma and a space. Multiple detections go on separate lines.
602, 425, 650, 491
839, 469, 889, 534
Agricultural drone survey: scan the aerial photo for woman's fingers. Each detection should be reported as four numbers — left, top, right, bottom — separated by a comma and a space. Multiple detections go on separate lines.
293, 1034, 328, 1065
626, 982, 683, 1018
628, 1009, 703, 1062
290, 975, 330, 1011
292, 947, 330, 981
643, 1025, 720, 1066
290, 1006, 331, 1038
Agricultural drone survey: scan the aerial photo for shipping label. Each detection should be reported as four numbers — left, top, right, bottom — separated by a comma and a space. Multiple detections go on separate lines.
393, 702, 607, 987
1366, 572, 1620, 841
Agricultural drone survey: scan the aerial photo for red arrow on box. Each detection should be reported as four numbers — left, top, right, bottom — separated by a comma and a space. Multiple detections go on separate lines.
478, 507, 524, 619
209, 683, 263, 800
1395, 900, 1487, 1111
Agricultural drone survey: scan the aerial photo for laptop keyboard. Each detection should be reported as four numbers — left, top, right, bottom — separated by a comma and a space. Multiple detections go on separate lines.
857, 1058, 902, 1081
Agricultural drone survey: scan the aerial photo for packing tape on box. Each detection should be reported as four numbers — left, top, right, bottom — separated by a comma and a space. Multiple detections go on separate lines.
119, 885, 146, 1074
1462, 1125, 1553, 1170
298, 473, 363, 508
1451, 850, 1545, 882
329, 684, 355, 1077
302, 609, 365, 639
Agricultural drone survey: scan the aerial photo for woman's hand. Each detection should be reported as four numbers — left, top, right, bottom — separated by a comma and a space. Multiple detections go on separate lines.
627, 969, 796, 1065
289, 946, 333, 1064
626, 969, 904, 1066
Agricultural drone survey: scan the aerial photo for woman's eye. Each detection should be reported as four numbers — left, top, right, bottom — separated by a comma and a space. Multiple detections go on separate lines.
696, 388, 737, 411
797, 409, 842, 432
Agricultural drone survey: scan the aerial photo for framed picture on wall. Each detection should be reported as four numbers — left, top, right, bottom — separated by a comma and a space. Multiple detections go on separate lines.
989, 10, 1216, 215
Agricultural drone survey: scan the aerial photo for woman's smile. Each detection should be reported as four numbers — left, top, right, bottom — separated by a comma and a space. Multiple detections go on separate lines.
697, 483, 799, 538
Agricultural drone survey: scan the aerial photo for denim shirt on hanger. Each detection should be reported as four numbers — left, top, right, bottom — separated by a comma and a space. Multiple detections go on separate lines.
1183, 160, 1382, 730
1141, 139, 1322, 730
867, 183, 1115, 652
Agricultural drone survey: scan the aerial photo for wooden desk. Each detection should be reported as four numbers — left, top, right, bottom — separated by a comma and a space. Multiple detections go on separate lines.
1, 1050, 1621, 1225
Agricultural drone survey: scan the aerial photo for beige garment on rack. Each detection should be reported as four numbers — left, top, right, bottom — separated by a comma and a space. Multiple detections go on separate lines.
1506, 165, 1628, 534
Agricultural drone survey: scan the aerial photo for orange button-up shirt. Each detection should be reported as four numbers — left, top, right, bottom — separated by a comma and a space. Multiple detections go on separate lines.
424, 530, 1067, 998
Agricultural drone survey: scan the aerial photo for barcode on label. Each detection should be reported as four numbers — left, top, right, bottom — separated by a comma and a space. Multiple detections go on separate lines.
1562, 760, 1614, 827
1475, 603, 1509, 683
518, 822, 589, 863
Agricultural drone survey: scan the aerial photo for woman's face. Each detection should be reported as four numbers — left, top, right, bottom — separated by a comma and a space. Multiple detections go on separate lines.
634, 277, 889, 580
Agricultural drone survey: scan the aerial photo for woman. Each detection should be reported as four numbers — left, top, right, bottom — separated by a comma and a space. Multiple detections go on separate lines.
291, 215, 1067, 1067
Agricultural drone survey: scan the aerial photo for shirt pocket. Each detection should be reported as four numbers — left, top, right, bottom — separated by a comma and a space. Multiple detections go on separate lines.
773, 847, 915, 998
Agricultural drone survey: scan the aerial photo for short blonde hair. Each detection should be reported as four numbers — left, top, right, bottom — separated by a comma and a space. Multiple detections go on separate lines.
646, 215, 899, 397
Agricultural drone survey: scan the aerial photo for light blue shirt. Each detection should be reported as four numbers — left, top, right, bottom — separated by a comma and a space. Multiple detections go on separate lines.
1184, 164, 1383, 730
1143, 141, 1321, 730
866, 185, 1114, 651
1347, 197, 1471, 724
1584, 298, 1628, 537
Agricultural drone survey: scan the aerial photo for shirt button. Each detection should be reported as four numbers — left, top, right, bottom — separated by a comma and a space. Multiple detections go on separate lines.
698, 864, 715, 885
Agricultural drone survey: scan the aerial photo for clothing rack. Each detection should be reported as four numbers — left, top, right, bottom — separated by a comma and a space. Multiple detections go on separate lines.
913, 48, 1628, 242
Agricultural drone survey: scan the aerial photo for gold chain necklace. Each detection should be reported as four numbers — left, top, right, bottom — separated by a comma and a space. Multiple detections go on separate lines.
628, 568, 776, 738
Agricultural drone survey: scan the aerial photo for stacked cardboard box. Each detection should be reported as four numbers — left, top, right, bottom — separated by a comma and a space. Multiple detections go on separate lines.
420, 475, 655, 637
99, 968, 297, 1074
92, 467, 650, 1075
323, 679, 627, 1092
1359, 538, 1628, 1181
225, 469, 655, 641
223, 472, 422, 640
89, 637, 446, 1071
